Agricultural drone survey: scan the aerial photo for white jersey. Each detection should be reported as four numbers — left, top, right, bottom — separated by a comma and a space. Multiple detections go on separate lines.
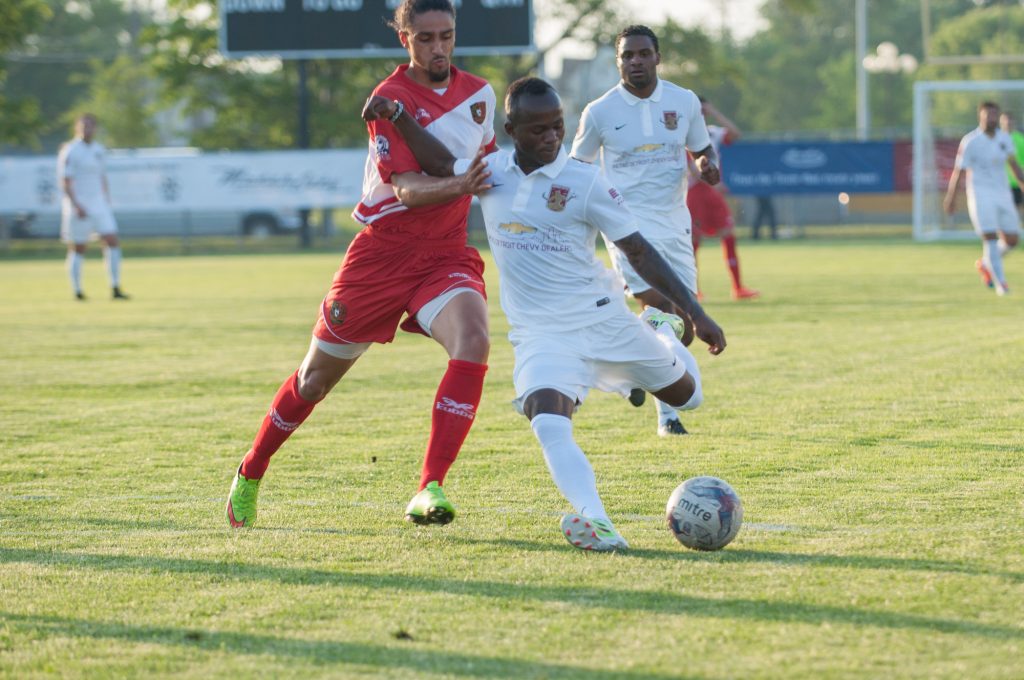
474, 148, 639, 332
570, 80, 711, 239
57, 138, 109, 211
955, 128, 1017, 198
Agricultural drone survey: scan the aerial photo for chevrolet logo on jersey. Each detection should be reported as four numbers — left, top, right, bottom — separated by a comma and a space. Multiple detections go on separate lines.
499, 222, 537, 235
633, 143, 664, 153
662, 111, 678, 130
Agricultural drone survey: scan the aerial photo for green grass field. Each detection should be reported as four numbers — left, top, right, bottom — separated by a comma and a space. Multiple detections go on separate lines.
1, 239, 1022, 679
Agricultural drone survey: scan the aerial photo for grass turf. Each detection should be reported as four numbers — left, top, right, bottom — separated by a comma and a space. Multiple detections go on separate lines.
1, 238, 1021, 679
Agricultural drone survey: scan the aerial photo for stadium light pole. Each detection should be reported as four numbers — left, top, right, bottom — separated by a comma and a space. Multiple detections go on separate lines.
855, 0, 869, 140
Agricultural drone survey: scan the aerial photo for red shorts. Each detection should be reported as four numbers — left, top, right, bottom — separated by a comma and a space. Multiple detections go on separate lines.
313, 227, 487, 345
687, 182, 734, 237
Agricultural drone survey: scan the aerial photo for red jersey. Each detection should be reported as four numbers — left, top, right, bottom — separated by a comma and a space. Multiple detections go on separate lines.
353, 65, 497, 243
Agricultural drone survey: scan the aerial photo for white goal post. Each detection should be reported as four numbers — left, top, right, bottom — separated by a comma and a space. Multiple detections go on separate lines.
912, 79, 1024, 242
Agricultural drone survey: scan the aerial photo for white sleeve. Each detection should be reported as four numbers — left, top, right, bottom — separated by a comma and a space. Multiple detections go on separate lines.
954, 137, 970, 170
570, 104, 602, 163
584, 170, 639, 242
685, 96, 712, 153
58, 145, 75, 180
482, 85, 497, 148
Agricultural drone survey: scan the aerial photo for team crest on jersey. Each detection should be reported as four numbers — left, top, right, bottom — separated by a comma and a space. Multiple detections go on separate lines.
662, 111, 678, 130
545, 185, 573, 212
470, 102, 487, 124
375, 135, 390, 160
329, 300, 347, 326
414, 107, 432, 124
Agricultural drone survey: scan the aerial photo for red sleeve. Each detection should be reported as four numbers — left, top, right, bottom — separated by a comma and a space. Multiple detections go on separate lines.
368, 117, 421, 183
368, 82, 423, 182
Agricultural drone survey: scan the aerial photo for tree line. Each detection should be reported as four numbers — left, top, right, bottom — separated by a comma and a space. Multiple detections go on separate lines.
2, 0, 1022, 152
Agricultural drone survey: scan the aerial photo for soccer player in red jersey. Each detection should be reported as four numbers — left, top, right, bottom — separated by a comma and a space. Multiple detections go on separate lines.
688, 97, 760, 301
226, 0, 497, 528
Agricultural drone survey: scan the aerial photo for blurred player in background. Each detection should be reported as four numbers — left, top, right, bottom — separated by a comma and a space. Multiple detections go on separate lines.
571, 25, 719, 437
1000, 110, 1024, 217
364, 77, 727, 551
944, 101, 1024, 296
58, 113, 128, 301
688, 96, 759, 301
226, 0, 496, 528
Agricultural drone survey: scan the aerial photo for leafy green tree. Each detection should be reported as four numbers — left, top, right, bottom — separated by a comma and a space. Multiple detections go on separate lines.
70, 55, 159, 147
0, 0, 50, 146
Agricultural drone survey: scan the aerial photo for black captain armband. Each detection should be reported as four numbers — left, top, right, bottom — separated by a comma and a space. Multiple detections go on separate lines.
388, 100, 404, 123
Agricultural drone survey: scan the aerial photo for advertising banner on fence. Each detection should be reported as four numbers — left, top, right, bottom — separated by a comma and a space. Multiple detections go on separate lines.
0, 149, 368, 213
722, 142, 895, 195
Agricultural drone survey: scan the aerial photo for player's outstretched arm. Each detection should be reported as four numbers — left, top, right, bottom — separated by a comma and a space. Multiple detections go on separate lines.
362, 95, 456, 177
614, 232, 727, 354
1010, 158, 1024, 187
691, 145, 721, 186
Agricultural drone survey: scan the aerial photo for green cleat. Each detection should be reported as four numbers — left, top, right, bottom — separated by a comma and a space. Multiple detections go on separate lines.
640, 307, 687, 342
226, 466, 260, 528
405, 481, 455, 525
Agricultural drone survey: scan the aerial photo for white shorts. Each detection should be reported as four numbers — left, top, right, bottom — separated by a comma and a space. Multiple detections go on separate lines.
603, 232, 697, 296
61, 203, 118, 244
967, 191, 1021, 236
510, 309, 687, 413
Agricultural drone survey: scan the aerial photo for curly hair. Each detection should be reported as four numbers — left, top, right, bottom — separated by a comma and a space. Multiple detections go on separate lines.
615, 24, 659, 54
387, 0, 456, 33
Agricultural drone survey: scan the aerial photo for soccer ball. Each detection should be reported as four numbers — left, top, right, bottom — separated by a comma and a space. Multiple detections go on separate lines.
666, 476, 743, 551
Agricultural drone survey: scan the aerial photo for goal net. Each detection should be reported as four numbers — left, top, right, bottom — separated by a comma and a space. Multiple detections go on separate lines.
912, 80, 1024, 241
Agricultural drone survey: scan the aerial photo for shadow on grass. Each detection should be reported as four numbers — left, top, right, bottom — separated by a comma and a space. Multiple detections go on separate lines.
0, 612, 683, 678
2, 547, 1021, 641
449, 537, 1024, 584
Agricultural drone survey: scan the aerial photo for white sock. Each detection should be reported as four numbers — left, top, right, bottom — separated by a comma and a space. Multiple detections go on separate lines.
105, 246, 122, 287
530, 413, 608, 520
984, 240, 1006, 285
655, 397, 678, 425
66, 251, 83, 294
654, 324, 703, 410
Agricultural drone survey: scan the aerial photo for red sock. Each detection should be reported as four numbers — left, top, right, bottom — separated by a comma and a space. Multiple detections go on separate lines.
723, 234, 742, 289
419, 359, 488, 489
240, 371, 319, 480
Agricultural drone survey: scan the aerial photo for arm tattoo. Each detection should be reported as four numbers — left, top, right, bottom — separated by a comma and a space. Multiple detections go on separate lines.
614, 232, 703, 320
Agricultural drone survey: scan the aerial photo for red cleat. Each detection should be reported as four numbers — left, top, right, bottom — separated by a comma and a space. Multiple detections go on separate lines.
975, 259, 994, 289
731, 287, 760, 300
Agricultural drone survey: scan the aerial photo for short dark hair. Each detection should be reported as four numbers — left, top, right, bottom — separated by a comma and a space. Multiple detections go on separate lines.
979, 100, 999, 112
388, 0, 455, 33
505, 77, 557, 120
616, 25, 659, 54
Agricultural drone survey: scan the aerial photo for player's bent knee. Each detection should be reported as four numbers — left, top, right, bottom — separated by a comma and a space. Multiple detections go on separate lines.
653, 374, 701, 411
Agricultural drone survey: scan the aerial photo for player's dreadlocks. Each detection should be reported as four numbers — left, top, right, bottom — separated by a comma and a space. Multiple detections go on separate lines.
388, 0, 456, 33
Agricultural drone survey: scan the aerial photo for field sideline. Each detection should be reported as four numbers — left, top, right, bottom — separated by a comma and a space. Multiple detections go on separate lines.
1, 239, 1022, 678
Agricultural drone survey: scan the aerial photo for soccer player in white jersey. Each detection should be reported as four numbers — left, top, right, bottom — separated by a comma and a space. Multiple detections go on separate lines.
944, 101, 1024, 296
363, 78, 727, 551
57, 113, 128, 300
570, 25, 720, 437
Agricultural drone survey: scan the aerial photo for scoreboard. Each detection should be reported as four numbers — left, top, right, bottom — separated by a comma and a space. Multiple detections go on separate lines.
219, 0, 534, 59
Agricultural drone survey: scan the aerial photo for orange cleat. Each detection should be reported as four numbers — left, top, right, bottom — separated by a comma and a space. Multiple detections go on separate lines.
975, 259, 994, 289
731, 287, 760, 300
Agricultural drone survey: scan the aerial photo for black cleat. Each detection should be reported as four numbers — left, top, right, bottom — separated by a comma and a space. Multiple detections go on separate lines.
628, 388, 646, 407
75, 291, 87, 301
658, 418, 688, 437
112, 287, 130, 300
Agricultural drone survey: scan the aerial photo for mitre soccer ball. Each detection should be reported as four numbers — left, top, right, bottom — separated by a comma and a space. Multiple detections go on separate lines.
666, 476, 743, 551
